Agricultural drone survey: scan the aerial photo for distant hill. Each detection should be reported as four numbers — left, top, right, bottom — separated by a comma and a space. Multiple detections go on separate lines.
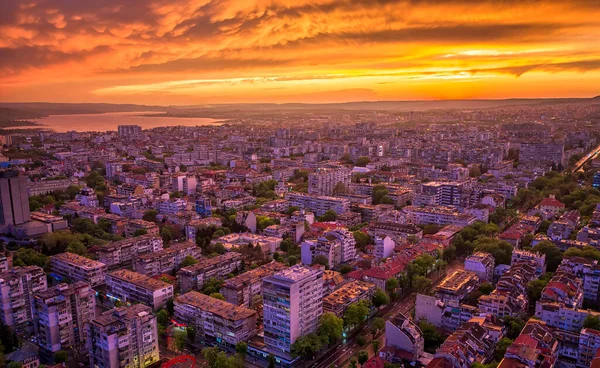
0, 97, 598, 120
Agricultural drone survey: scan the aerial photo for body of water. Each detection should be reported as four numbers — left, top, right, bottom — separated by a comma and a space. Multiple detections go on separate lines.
21, 111, 222, 132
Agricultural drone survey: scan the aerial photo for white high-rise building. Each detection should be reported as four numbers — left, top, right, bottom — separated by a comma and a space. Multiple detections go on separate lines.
0, 266, 48, 331
87, 304, 159, 368
262, 265, 323, 356
308, 167, 351, 196
34, 282, 96, 356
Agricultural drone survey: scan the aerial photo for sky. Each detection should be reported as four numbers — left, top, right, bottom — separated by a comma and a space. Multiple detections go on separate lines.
1, 0, 600, 105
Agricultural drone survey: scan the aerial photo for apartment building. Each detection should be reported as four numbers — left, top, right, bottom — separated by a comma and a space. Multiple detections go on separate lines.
519, 141, 565, 168
51, 252, 108, 287
402, 205, 477, 227
369, 222, 423, 244
286, 192, 350, 216
499, 320, 559, 368
117, 125, 142, 137
87, 304, 160, 368
464, 252, 495, 282
174, 291, 257, 347
95, 235, 164, 270
511, 249, 547, 277
177, 252, 242, 293
578, 328, 600, 368
0, 266, 48, 330
308, 167, 351, 196
380, 313, 424, 364
106, 270, 174, 310
263, 265, 324, 356
213, 233, 282, 254
426, 320, 495, 368
133, 241, 202, 277
28, 178, 72, 196
33, 282, 96, 357
220, 261, 288, 307
374, 236, 395, 259
414, 180, 472, 208
434, 270, 479, 305
478, 262, 537, 319
323, 280, 376, 317
0, 255, 10, 272
301, 228, 357, 268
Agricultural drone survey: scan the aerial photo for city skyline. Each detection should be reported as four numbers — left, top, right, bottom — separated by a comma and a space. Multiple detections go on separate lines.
1, 0, 600, 104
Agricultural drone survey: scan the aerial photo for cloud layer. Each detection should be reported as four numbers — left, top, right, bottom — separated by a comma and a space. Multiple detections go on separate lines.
1, 0, 599, 103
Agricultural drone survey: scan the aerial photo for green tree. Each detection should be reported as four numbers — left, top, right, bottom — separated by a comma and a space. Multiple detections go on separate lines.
333, 181, 347, 194
478, 282, 494, 295
209, 292, 225, 300
291, 333, 325, 358
317, 313, 344, 344
8, 362, 23, 368
504, 316, 526, 339
66, 240, 88, 256
583, 315, 600, 330
235, 341, 248, 356
133, 229, 148, 237
313, 254, 329, 268
371, 317, 385, 336
356, 157, 370, 167
54, 350, 68, 364
317, 209, 338, 222
527, 273, 552, 305
349, 359, 358, 368
186, 326, 197, 342
357, 351, 369, 366
202, 277, 225, 295
268, 354, 276, 368
418, 320, 444, 353
422, 224, 440, 235
143, 209, 159, 223
344, 300, 370, 328
495, 338, 514, 361
385, 277, 399, 295
372, 289, 390, 308
156, 309, 169, 326
532, 241, 563, 272
474, 237, 513, 265
174, 330, 186, 351
353, 230, 372, 250
179, 255, 198, 269
340, 264, 353, 274
160, 225, 177, 244
413, 275, 432, 293
372, 340, 380, 354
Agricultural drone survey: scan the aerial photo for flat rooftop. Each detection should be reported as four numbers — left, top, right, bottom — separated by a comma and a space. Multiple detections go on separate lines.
52, 252, 106, 270
108, 269, 172, 291
176, 291, 256, 321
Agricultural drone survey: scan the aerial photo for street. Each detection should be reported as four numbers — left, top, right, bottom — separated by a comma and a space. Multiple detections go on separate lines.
309, 260, 465, 368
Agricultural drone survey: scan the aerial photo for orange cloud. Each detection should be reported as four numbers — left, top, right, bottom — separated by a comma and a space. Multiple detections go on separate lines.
0, 0, 599, 103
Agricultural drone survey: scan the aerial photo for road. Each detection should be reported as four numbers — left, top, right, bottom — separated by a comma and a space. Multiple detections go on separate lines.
310, 260, 465, 368
571, 144, 600, 173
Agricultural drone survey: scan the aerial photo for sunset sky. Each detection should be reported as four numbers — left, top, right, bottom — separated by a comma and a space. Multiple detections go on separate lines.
1, 0, 600, 104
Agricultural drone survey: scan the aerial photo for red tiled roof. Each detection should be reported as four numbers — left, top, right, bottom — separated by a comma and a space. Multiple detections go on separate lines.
539, 197, 565, 208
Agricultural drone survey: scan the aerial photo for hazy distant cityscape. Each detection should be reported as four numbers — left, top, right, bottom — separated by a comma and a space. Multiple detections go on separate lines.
0, 97, 599, 368
1, 0, 600, 367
